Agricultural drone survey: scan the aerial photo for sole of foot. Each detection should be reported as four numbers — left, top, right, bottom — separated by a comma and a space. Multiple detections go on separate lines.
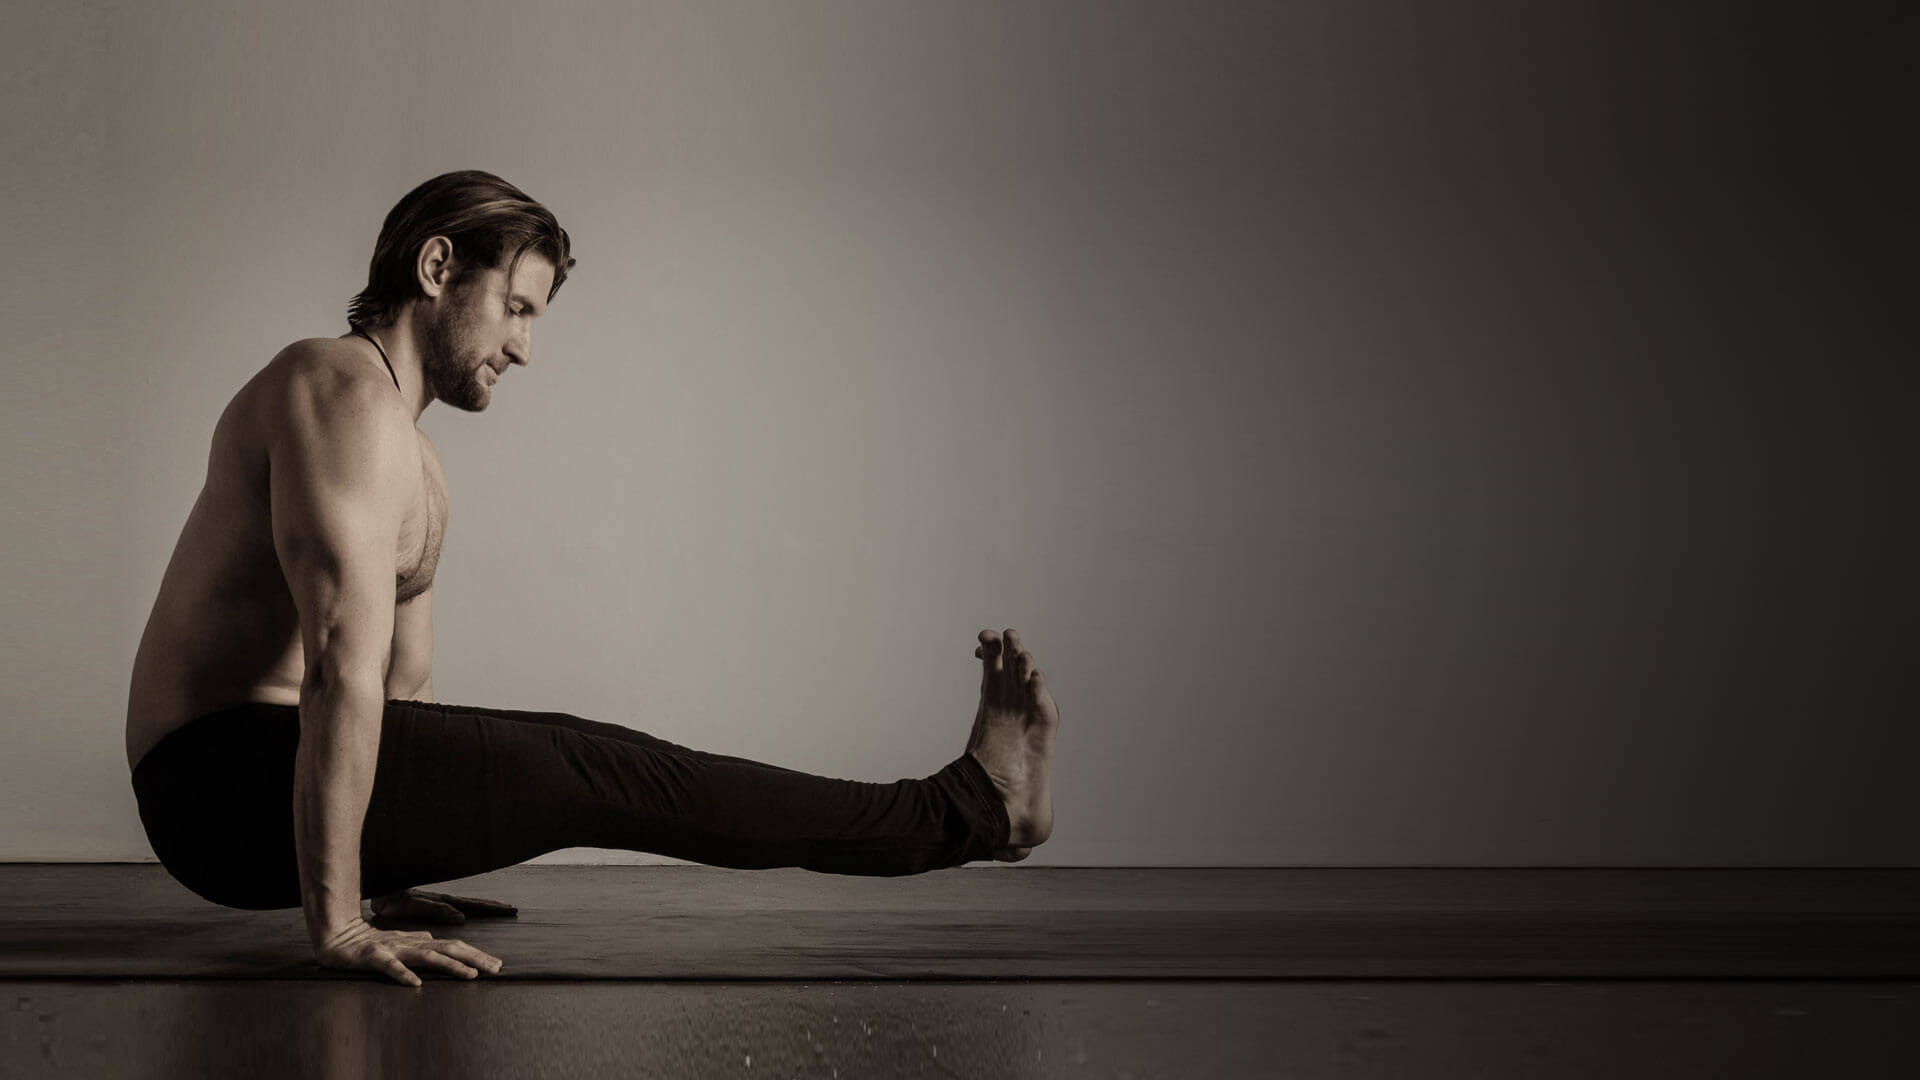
966, 627, 1058, 857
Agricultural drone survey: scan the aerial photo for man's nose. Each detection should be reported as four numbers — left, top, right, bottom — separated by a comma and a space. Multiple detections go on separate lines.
506, 331, 531, 366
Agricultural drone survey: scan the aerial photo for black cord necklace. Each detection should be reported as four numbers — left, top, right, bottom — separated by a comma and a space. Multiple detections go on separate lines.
352, 328, 401, 392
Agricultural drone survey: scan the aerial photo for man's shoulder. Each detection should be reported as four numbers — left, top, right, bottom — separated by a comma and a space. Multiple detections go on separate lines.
262, 337, 407, 421
250, 338, 414, 463
269, 336, 387, 387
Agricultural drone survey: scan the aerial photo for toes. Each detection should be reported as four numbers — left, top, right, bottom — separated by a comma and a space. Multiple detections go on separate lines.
977, 628, 1043, 688
1003, 630, 1036, 684
978, 629, 1002, 671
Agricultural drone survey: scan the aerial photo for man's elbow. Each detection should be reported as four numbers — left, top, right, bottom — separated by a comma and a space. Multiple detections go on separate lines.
301, 650, 390, 705
382, 668, 431, 703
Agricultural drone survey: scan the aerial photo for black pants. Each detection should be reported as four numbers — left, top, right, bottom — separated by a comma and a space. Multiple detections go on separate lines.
131, 699, 1011, 910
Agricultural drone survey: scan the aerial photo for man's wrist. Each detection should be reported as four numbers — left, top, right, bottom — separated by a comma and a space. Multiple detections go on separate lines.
310, 918, 367, 951
307, 905, 370, 949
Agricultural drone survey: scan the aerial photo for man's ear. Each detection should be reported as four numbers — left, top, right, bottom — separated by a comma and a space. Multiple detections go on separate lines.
415, 236, 456, 299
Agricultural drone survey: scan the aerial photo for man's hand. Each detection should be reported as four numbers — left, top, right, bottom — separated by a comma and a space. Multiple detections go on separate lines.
315, 917, 503, 987
371, 888, 519, 924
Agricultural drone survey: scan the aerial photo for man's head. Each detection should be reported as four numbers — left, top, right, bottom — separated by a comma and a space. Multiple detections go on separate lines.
347, 170, 575, 411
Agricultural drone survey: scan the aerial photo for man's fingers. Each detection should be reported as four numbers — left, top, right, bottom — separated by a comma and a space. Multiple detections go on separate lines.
380, 955, 422, 988
408, 948, 479, 979
420, 900, 466, 924
434, 939, 505, 973
436, 892, 518, 918
374, 894, 468, 924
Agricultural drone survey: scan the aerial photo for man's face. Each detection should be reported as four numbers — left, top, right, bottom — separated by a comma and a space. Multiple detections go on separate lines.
422, 253, 555, 412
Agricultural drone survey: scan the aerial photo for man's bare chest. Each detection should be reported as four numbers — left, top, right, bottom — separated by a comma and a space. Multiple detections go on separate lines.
396, 437, 446, 604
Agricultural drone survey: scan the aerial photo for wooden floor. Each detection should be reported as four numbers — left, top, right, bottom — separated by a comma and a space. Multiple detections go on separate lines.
4, 865, 1918, 1077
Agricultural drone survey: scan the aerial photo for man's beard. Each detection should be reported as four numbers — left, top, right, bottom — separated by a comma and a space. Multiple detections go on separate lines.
421, 311, 491, 412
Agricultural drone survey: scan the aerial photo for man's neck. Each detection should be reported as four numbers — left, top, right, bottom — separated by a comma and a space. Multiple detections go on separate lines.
345, 320, 433, 420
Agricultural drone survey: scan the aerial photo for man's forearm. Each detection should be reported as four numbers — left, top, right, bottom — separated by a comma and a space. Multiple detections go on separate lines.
293, 676, 386, 947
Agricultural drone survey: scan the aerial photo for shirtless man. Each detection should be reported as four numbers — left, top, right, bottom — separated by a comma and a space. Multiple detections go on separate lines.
126, 170, 1058, 986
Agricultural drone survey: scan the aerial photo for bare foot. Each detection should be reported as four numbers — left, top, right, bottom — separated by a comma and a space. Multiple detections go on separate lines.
966, 628, 1058, 862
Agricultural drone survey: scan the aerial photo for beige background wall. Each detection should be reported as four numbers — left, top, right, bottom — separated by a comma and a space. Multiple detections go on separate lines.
4, 1, 1909, 865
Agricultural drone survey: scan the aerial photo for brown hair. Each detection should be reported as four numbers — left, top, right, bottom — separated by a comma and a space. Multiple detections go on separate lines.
346, 170, 575, 331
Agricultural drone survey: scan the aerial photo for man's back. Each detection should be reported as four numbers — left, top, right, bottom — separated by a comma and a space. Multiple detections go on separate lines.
125, 338, 445, 770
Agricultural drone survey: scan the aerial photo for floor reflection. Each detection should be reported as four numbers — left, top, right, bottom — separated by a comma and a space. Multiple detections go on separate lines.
9, 980, 1915, 1078
43, 981, 1070, 1078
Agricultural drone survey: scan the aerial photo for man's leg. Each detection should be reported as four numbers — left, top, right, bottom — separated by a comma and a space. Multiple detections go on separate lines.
132, 629, 1056, 909
374, 618, 1067, 880
386, 698, 813, 776
354, 699, 1011, 894
397, 622, 1059, 874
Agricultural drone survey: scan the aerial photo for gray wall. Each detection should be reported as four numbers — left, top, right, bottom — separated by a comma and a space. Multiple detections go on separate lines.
4, 1, 1909, 865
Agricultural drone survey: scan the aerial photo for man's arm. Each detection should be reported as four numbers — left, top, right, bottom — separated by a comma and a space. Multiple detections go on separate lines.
388, 588, 433, 701
269, 364, 415, 948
